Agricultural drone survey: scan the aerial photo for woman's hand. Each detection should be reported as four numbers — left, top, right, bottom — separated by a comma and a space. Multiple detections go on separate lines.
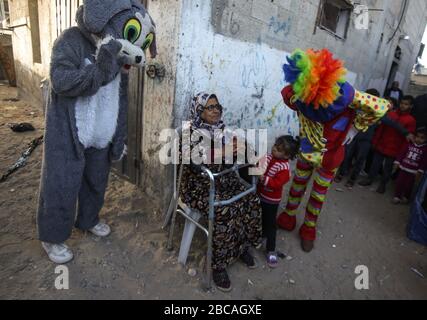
232, 137, 239, 156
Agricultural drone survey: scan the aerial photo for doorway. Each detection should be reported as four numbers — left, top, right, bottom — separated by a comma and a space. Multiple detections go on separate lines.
111, 0, 147, 185
384, 46, 401, 96
112, 67, 145, 185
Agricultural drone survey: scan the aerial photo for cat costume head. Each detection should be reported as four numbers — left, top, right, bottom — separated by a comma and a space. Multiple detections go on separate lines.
76, 0, 157, 71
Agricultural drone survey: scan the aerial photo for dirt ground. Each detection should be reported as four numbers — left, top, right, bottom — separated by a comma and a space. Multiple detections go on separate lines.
0, 83, 426, 300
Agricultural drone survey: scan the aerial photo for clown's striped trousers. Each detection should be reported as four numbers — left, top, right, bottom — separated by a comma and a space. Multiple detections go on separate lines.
285, 158, 336, 228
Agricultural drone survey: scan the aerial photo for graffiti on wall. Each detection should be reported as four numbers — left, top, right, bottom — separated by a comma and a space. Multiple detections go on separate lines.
176, 0, 300, 147
240, 51, 269, 89
264, 15, 293, 44
211, 0, 294, 52
219, 47, 297, 137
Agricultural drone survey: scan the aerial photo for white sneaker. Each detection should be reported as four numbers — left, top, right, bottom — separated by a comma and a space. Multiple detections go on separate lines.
89, 222, 111, 237
392, 197, 401, 204
41, 242, 74, 264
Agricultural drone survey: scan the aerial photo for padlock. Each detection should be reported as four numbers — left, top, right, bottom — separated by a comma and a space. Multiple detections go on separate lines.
146, 63, 166, 80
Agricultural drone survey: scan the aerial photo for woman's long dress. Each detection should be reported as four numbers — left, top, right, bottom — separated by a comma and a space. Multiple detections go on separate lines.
180, 163, 262, 270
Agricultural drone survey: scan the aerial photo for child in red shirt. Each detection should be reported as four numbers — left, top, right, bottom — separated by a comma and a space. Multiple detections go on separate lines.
393, 128, 427, 204
258, 136, 299, 268
359, 95, 417, 193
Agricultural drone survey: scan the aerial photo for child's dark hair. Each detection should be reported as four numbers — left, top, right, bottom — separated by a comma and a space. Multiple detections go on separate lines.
365, 88, 380, 97
386, 96, 398, 109
275, 135, 300, 160
401, 95, 415, 105
416, 127, 427, 137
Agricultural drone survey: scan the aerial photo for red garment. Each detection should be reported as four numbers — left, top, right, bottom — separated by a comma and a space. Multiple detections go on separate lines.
281, 86, 357, 171
372, 110, 416, 158
395, 142, 427, 174
394, 170, 417, 199
258, 155, 290, 204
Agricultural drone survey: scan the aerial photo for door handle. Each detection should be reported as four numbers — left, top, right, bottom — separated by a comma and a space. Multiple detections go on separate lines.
146, 63, 166, 80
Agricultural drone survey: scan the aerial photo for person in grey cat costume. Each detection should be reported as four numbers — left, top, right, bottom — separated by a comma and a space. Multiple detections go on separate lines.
37, 0, 157, 264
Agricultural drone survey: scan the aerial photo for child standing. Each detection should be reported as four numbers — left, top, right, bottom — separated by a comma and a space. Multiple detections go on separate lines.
393, 128, 427, 204
335, 89, 381, 187
258, 136, 299, 268
359, 95, 417, 193
336, 91, 412, 188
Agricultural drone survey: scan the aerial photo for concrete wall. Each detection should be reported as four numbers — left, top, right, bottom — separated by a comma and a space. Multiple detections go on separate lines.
0, 34, 16, 85
396, 0, 427, 92
209, 0, 426, 94
140, 0, 183, 207
175, 0, 300, 150
8, 0, 54, 106
172, 0, 426, 148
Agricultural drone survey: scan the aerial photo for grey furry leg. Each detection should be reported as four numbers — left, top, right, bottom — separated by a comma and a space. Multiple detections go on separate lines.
75, 147, 111, 230
37, 156, 85, 243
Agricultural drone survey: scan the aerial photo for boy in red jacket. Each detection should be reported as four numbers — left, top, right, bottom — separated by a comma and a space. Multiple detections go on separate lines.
393, 128, 427, 204
359, 96, 417, 193
258, 136, 299, 268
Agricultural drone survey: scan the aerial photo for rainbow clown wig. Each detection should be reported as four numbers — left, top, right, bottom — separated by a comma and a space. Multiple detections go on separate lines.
283, 49, 347, 109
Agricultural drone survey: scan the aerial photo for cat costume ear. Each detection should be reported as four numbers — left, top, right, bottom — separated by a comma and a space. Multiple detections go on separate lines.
129, 0, 158, 58
83, 0, 157, 58
83, 0, 132, 34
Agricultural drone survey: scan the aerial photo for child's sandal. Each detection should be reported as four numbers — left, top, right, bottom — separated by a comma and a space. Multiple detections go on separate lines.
267, 252, 279, 269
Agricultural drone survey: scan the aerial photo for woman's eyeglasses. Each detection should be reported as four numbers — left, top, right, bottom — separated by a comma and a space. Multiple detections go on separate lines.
204, 104, 223, 112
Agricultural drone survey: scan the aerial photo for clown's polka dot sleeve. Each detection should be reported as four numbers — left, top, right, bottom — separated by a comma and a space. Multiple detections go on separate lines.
350, 90, 390, 132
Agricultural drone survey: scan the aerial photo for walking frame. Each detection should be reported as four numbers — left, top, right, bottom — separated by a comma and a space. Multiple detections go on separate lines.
163, 160, 257, 290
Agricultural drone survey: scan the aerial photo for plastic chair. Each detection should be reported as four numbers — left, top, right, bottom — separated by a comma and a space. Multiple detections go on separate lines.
163, 162, 257, 290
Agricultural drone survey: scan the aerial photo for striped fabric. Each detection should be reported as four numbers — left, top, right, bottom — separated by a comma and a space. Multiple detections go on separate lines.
285, 159, 336, 228
258, 155, 291, 204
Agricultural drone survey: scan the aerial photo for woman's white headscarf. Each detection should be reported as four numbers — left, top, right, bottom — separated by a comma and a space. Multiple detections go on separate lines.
189, 92, 225, 135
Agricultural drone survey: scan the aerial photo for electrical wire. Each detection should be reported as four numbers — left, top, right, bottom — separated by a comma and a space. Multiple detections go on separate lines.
387, 0, 409, 44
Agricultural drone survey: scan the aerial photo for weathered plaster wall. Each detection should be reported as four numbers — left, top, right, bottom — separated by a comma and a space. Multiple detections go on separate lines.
0, 34, 16, 86
395, 0, 427, 91
175, 0, 300, 150
9, 0, 53, 106
140, 0, 182, 208
174, 0, 426, 149
210, 0, 426, 93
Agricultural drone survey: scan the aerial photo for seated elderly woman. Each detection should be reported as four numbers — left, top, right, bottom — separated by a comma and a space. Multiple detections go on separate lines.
179, 92, 262, 292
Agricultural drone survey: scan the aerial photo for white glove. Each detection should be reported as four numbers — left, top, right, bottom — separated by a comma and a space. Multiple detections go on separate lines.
117, 144, 128, 162
342, 125, 359, 145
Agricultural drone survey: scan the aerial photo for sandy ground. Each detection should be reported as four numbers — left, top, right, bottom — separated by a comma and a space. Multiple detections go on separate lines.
0, 83, 426, 300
